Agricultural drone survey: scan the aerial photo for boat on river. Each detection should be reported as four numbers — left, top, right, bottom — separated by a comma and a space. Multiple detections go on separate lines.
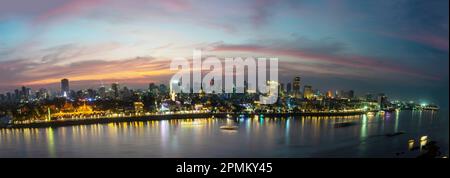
220, 125, 238, 130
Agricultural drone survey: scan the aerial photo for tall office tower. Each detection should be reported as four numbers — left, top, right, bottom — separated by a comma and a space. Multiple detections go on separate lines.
286, 83, 292, 94
159, 84, 168, 93
348, 90, 355, 99
98, 86, 106, 98
346, 90, 354, 99
14, 89, 20, 101
61, 78, 70, 97
38, 88, 49, 100
293, 76, 301, 98
20, 86, 31, 100
244, 80, 248, 94
111, 83, 120, 99
149, 83, 159, 93
377, 93, 388, 109
335, 90, 341, 99
303, 85, 313, 99
6, 92, 12, 102
326, 90, 333, 98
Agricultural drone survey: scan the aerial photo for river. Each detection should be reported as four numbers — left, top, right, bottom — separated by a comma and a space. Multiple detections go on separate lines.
0, 110, 448, 157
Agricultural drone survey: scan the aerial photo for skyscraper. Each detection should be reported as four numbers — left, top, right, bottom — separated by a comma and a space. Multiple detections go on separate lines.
61, 79, 70, 97
286, 83, 292, 94
293, 76, 301, 98
98, 86, 106, 98
111, 82, 120, 99
149, 83, 158, 93
303, 85, 313, 99
326, 90, 333, 98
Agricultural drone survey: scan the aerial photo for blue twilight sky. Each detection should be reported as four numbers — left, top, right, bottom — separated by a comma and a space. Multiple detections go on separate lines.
0, 0, 448, 106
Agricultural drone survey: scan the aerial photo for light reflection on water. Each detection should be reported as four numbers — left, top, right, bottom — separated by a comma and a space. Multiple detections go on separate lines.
0, 110, 448, 158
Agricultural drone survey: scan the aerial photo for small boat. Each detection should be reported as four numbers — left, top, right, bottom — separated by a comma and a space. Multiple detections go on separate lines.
385, 131, 405, 137
220, 125, 238, 130
333, 122, 357, 128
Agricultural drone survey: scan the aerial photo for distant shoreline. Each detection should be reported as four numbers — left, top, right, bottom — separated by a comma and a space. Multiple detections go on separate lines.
1, 111, 367, 129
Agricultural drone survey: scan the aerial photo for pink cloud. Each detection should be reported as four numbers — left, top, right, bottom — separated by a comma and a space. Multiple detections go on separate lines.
211, 43, 440, 80
159, 0, 191, 12
404, 33, 449, 51
34, 0, 106, 24
377, 31, 449, 52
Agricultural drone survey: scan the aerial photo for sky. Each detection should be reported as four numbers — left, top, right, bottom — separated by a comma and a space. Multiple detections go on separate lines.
0, 0, 448, 106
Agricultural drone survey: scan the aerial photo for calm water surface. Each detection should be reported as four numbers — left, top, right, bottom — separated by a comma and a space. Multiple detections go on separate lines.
0, 110, 448, 157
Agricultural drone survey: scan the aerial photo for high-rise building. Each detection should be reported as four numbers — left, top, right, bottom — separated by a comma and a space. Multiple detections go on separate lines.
37, 88, 49, 100
98, 86, 106, 98
111, 83, 120, 99
377, 93, 388, 109
293, 77, 301, 98
61, 79, 70, 97
335, 90, 341, 99
326, 90, 333, 98
347, 90, 354, 99
19, 86, 31, 100
149, 83, 159, 94
121, 86, 131, 100
365, 93, 374, 101
159, 84, 168, 93
21, 86, 27, 97
303, 85, 313, 99
134, 102, 144, 113
286, 83, 292, 94
14, 89, 20, 101
6, 92, 12, 102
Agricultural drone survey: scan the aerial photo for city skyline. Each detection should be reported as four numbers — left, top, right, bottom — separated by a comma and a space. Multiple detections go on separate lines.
0, 76, 437, 107
0, 0, 448, 161
0, 0, 448, 106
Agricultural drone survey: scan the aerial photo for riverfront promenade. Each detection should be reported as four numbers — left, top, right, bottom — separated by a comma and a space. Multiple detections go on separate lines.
0, 110, 369, 129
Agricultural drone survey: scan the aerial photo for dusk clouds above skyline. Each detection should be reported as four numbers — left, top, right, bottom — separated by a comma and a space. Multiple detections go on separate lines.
0, 0, 448, 105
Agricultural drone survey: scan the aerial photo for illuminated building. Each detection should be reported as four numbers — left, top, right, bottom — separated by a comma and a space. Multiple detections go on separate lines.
111, 82, 120, 99
303, 85, 313, 99
244, 80, 249, 94
377, 93, 388, 109
121, 86, 131, 100
293, 77, 301, 98
98, 86, 106, 98
159, 84, 168, 93
61, 79, 70, 97
14, 89, 20, 101
37, 88, 49, 100
6, 92, 12, 102
326, 90, 333, 98
345, 90, 354, 99
267, 80, 279, 95
169, 80, 178, 101
52, 102, 102, 119
286, 83, 292, 94
149, 83, 159, 94
335, 90, 341, 99
134, 102, 144, 113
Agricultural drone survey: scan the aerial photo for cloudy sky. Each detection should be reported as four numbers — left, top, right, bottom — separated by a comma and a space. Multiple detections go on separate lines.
0, 0, 448, 105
